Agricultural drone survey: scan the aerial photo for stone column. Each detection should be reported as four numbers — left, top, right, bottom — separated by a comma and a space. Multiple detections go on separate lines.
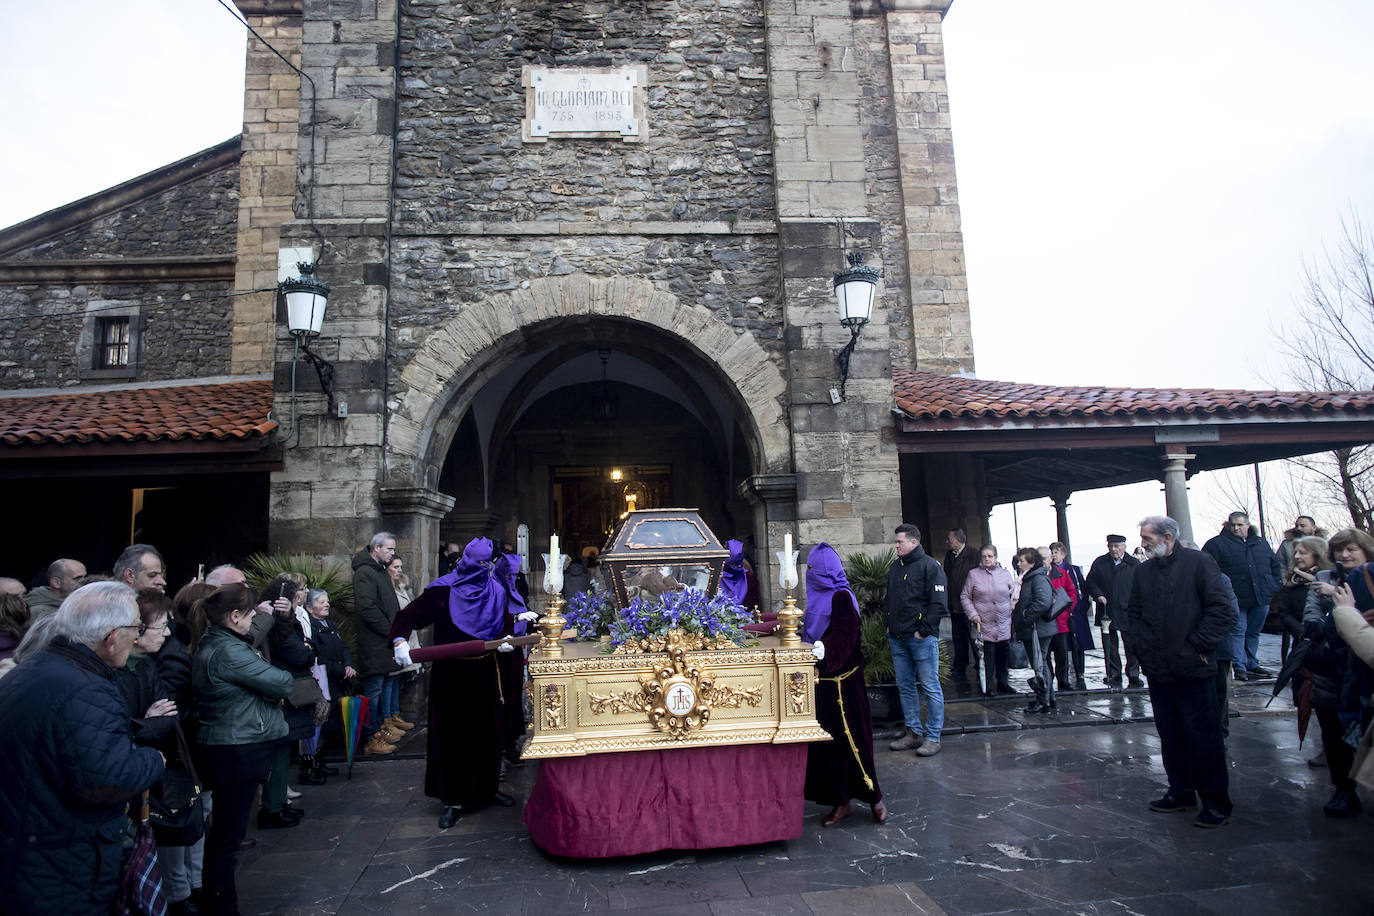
877, 0, 974, 375
267, 0, 399, 562
765, 0, 902, 558
380, 487, 457, 586
1162, 449, 1195, 543
231, 2, 303, 375
739, 474, 798, 612
1050, 490, 1072, 548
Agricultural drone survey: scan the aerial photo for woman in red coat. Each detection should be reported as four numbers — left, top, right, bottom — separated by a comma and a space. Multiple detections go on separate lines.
1043, 545, 1079, 691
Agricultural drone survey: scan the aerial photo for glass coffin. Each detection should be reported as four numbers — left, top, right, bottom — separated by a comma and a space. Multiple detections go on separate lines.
600, 508, 729, 610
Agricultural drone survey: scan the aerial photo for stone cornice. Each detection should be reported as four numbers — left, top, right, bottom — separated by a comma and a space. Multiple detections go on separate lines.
233, 0, 302, 16
851, 0, 953, 16
0, 138, 242, 259
0, 255, 234, 285
391, 220, 779, 238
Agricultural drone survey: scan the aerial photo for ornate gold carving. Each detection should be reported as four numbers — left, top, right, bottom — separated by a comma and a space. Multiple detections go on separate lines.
771, 725, 833, 744
542, 684, 565, 729
588, 688, 653, 715
528, 648, 783, 675
522, 631, 828, 759
521, 727, 786, 758
612, 629, 740, 654
786, 671, 808, 714
702, 683, 763, 709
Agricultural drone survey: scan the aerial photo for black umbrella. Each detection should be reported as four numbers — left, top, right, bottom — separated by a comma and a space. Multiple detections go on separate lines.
1267, 635, 1320, 745
1267, 635, 1313, 707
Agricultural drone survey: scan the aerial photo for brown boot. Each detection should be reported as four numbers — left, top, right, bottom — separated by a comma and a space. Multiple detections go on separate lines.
363, 734, 396, 756
386, 715, 415, 731
378, 725, 406, 744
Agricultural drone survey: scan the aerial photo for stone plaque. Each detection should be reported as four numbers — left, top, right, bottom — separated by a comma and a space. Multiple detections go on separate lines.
522, 66, 648, 143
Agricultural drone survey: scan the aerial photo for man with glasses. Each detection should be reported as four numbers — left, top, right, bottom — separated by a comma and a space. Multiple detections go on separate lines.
0, 581, 165, 913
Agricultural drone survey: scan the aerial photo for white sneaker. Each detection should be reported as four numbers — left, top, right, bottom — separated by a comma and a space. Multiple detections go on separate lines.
286, 786, 302, 800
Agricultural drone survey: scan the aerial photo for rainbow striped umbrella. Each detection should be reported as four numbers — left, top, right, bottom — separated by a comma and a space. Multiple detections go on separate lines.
339, 694, 371, 780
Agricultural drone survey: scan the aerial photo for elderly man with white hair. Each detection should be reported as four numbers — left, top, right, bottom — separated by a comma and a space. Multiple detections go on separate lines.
1124, 515, 1236, 829
0, 581, 165, 915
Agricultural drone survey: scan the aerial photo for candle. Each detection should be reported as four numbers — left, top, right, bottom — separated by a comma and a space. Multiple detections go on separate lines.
550, 533, 559, 560
783, 532, 791, 564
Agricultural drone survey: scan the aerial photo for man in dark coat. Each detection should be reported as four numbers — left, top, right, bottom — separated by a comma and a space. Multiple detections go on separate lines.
884, 523, 947, 757
1124, 516, 1237, 828
0, 581, 165, 916
353, 531, 401, 753
1202, 511, 1282, 679
1086, 534, 1142, 688
942, 528, 981, 688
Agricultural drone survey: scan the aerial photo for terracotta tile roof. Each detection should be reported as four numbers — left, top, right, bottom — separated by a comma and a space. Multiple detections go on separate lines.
893, 368, 1374, 422
0, 379, 277, 446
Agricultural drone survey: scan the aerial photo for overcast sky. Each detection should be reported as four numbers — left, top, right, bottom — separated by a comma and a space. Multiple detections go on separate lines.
2, 0, 1371, 561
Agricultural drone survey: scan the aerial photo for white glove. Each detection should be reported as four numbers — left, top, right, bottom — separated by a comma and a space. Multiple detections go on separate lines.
496, 638, 516, 653
812, 640, 825, 661
516, 611, 539, 623
393, 639, 413, 667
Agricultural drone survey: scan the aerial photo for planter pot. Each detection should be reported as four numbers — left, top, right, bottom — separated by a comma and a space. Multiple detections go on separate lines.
865, 682, 902, 724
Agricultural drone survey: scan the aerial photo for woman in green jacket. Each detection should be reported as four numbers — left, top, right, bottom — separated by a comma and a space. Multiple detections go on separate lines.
191, 584, 292, 916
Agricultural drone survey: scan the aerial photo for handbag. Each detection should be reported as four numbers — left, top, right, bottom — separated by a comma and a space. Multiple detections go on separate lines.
1008, 639, 1030, 669
148, 722, 206, 848
1042, 586, 1072, 622
288, 674, 325, 708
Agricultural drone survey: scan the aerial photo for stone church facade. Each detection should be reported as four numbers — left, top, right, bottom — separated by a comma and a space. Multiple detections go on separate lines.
250, 0, 979, 589
0, 0, 992, 590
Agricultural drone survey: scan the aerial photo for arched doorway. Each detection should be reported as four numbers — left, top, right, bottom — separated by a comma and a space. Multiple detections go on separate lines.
380, 274, 795, 590
434, 316, 758, 568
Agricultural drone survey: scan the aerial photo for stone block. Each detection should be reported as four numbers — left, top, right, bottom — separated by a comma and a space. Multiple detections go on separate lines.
800, 516, 862, 546
807, 181, 865, 216
805, 126, 863, 162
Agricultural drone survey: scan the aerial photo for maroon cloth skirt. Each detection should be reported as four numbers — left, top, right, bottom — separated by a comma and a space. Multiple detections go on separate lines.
523, 743, 807, 857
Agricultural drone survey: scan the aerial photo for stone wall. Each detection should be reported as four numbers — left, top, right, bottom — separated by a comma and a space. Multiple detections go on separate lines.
395, 0, 774, 225
5, 166, 240, 262
0, 278, 234, 388
385, 231, 782, 370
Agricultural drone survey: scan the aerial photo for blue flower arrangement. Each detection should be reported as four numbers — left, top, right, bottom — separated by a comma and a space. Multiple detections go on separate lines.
563, 590, 616, 640
609, 588, 755, 652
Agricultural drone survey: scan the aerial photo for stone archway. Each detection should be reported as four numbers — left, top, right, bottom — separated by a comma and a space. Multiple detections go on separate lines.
385, 273, 791, 492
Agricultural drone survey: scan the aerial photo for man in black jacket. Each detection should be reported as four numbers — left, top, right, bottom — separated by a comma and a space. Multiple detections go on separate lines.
943, 528, 981, 688
1202, 512, 1282, 680
884, 523, 947, 757
1085, 534, 1143, 688
1124, 515, 1237, 828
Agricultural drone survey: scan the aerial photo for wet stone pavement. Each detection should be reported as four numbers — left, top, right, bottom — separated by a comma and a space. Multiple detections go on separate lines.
235, 637, 1369, 915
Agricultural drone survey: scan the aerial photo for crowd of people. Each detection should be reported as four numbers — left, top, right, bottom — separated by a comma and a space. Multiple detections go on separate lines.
1, 511, 1371, 913
0, 540, 434, 916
